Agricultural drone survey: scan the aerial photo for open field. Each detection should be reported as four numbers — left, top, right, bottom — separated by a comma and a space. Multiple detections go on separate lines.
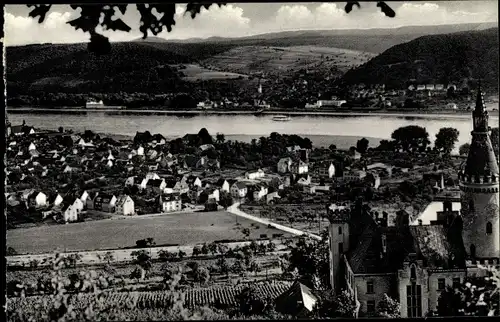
177, 63, 249, 81
202, 45, 375, 75
7, 211, 293, 255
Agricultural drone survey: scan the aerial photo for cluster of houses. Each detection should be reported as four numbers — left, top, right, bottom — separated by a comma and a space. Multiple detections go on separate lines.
5, 119, 397, 227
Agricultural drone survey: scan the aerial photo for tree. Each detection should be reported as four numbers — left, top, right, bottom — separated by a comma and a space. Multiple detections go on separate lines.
356, 137, 369, 154
130, 250, 152, 280
237, 286, 268, 316
208, 242, 219, 256
216, 257, 230, 277
391, 125, 430, 152
314, 289, 358, 318
201, 243, 209, 255
435, 127, 460, 155
377, 294, 401, 318
241, 227, 251, 239
287, 231, 331, 290
459, 143, 471, 156
6, 247, 17, 256
435, 266, 500, 317
216, 132, 225, 144
192, 245, 202, 257
103, 251, 114, 264
58, 126, 64, 133
329, 144, 337, 152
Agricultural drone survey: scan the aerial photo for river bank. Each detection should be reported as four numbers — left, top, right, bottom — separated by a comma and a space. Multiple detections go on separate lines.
8, 107, 498, 118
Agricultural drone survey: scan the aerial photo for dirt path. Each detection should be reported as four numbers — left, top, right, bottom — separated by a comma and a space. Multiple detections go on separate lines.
228, 203, 321, 240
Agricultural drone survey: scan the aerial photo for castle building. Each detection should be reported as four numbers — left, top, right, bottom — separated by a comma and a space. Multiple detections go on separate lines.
327, 85, 499, 318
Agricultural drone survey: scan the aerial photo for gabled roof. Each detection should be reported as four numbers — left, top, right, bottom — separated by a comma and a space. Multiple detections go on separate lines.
234, 181, 247, 190
115, 195, 132, 207
95, 193, 115, 202
275, 281, 318, 315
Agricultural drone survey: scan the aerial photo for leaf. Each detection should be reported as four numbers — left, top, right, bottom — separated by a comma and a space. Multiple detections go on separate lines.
67, 16, 97, 33
344, 1, 360, 14
27, 4, 52, 24
377, 1, 396, 18
102, 17, 132, 32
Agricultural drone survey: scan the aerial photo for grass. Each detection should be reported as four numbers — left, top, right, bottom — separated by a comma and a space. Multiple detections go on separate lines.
6, 211, 292, 255
202, 45, 375, 75
178, 64, 248, 81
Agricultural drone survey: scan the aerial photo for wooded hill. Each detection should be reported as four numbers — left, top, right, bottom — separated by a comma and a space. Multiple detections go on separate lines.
340, 28, 499, 90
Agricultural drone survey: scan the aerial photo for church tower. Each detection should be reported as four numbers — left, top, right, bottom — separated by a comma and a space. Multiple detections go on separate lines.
458, 83, 500, 260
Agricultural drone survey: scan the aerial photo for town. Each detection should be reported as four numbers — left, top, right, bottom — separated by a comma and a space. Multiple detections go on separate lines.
5, 2, 500, 321
6, 87, 500, 319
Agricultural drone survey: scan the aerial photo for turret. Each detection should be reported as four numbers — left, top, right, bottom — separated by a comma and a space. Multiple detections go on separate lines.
459, 82, 500, 260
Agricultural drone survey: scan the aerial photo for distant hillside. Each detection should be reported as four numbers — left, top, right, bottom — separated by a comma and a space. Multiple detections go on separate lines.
151, 22, 497, 53
340, 28, 499, 90
6, 42, 236, 94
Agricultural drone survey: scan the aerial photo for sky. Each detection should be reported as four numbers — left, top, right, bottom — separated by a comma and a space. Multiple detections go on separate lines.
4, 1, 498, 46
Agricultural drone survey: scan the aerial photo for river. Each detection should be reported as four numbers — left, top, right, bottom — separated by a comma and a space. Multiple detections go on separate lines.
9, 113, 499, 153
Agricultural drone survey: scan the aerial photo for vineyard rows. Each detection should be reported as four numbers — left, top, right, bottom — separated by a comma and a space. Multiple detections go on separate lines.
7, 281, 293, 311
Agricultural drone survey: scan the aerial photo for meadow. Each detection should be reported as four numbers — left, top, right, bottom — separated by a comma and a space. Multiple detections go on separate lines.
7, 211, 291, 255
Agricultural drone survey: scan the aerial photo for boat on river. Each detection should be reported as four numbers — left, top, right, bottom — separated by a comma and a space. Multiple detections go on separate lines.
272, 115, 291, 122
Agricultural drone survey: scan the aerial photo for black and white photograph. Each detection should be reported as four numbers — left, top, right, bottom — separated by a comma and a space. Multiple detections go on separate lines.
3, 1, 499, 320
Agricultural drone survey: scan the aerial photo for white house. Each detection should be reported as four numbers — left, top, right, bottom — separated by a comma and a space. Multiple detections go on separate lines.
28, 191, 47, 208
317, 162, 336, 178
160, 195, 182, 212
246, 169, 265, 180
217, 179, 231, 193
52, 194, 64, 207
28, 142, 37, 151
106, 160, 114, 168
60, 198, 84, 223
291, 160, 309, 175
252, 185, 269, 201
231, 182, 248, 198
137, 146, 145, 156
207, 188, 220, 202
107, 151, 115, 160
115, 195, 135, 216
277, 157, 293, 174
79, 191, 90, 203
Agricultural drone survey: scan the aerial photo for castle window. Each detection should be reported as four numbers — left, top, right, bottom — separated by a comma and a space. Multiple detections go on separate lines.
339, 242, 344, 254
438, 278, 445, 291
338, 226, 342, 235
470, 244, 476, 258
367, 300, 376, 313
407, 282, 422, 317
469, 200, 475, 212
486, 222, 493, 234
452, 278, 461, 289
367, 280, 374, 294
410, 265, 417, 280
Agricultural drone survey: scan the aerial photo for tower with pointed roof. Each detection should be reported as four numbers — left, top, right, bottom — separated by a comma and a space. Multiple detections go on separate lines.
458, 82, 500, 260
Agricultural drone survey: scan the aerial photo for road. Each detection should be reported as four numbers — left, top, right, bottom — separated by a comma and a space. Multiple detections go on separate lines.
227, 203, 322, 240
